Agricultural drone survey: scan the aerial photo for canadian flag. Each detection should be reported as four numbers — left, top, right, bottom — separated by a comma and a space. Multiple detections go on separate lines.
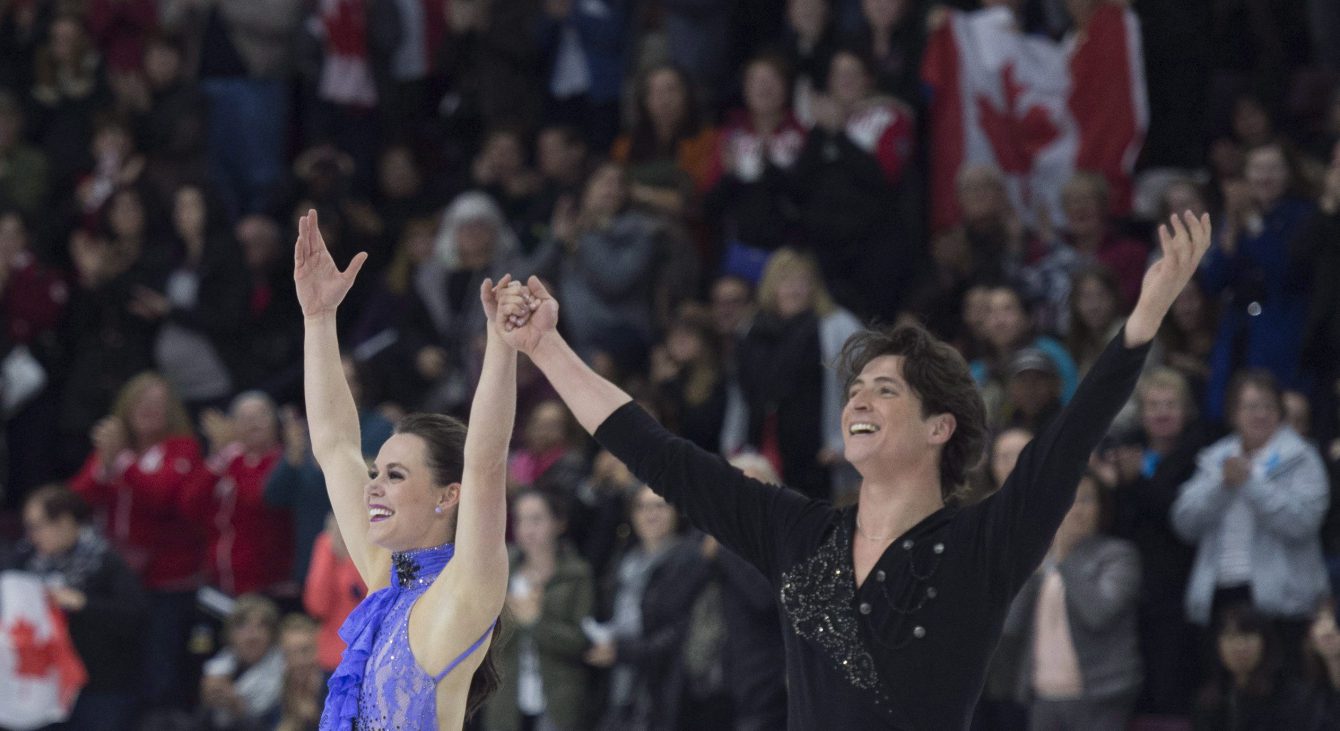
317, 0, 378, 107
0, 572, 88, 730
921, 4, 1148, 234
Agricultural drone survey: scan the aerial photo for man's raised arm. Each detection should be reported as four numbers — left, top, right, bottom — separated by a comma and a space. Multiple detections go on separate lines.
982, 211, 1213, 591
494, 278, 821, 582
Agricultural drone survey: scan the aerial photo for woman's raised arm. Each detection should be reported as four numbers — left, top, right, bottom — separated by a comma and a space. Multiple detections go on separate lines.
295, 210, 387, 587
432, 278, 520, 618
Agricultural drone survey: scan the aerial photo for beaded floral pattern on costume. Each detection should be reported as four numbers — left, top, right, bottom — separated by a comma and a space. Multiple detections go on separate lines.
779, 517, 885, 695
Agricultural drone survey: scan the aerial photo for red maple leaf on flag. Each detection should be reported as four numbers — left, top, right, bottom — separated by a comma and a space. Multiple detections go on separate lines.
8, 618, 56, 678
974, 63, 1061, 175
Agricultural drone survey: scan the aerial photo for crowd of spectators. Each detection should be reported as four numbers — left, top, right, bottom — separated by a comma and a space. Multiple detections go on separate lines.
1, 0, 1340, 729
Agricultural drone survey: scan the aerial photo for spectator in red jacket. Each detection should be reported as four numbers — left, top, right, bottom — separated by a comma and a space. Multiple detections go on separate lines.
69, 370, 210, 709
196, 391, 292, 597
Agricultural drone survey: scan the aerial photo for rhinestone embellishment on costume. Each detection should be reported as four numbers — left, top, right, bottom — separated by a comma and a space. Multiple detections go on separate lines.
391, 545, 447, 589
393, 552, 419, 586
780, 520, 884, 693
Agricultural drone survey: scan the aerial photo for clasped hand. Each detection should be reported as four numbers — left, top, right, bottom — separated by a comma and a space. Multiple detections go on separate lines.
480, 275, 558, 354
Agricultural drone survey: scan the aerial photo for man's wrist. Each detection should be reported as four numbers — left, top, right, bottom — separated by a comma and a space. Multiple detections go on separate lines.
529, 332, 564, 366
1123, 307, 1160, 347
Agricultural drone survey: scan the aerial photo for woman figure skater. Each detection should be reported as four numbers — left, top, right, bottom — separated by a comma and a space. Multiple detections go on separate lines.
294, 210, 518, 730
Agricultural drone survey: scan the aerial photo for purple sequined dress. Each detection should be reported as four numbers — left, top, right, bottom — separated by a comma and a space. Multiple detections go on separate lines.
319, 543, 494, 730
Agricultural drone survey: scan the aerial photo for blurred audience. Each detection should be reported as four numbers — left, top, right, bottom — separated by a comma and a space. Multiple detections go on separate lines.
0, 2, 1335, 726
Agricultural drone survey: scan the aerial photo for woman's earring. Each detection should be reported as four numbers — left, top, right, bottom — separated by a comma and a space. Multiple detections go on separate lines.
434, 505, 444, 515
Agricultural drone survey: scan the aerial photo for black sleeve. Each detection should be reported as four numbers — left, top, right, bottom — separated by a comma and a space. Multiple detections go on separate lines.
969, 327, 1152, 595
594, 403, 830, 582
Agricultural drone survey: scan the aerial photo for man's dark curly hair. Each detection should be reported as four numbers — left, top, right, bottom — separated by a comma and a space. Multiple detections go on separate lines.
836, 322, 988, 501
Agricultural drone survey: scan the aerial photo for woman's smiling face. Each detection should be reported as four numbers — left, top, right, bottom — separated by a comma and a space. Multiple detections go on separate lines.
365, 433, 458, 552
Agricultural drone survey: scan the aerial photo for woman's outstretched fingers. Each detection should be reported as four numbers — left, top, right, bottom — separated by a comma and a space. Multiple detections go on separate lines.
1164, 214, 1187, 264
346, 251, 368, 282
310, 211, 322, 259
1182, 211, 1199, 241
294, 219, 304, 268
308, 210, 321, 257
1165, 217, 1184, 264
1170, 212, 1188, 245
1192, 212, 1212, 251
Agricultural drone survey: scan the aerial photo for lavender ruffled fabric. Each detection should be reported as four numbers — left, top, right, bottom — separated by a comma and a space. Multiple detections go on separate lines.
320, 543, 455, 730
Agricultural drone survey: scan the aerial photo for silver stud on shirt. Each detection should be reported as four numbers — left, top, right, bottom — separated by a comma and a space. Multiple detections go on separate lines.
859, 602, 872, 615
902, 539, 914, 550
926, 587, 937, 599
933, 543, 944, 554
875, 570, 886, 582
913, 626, 926, 639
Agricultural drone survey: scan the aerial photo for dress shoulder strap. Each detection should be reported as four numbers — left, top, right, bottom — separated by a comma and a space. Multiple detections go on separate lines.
433, 620, 497, 683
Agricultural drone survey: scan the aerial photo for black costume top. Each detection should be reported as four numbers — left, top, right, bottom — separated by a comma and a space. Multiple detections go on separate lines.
594, 329, 1151, 729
